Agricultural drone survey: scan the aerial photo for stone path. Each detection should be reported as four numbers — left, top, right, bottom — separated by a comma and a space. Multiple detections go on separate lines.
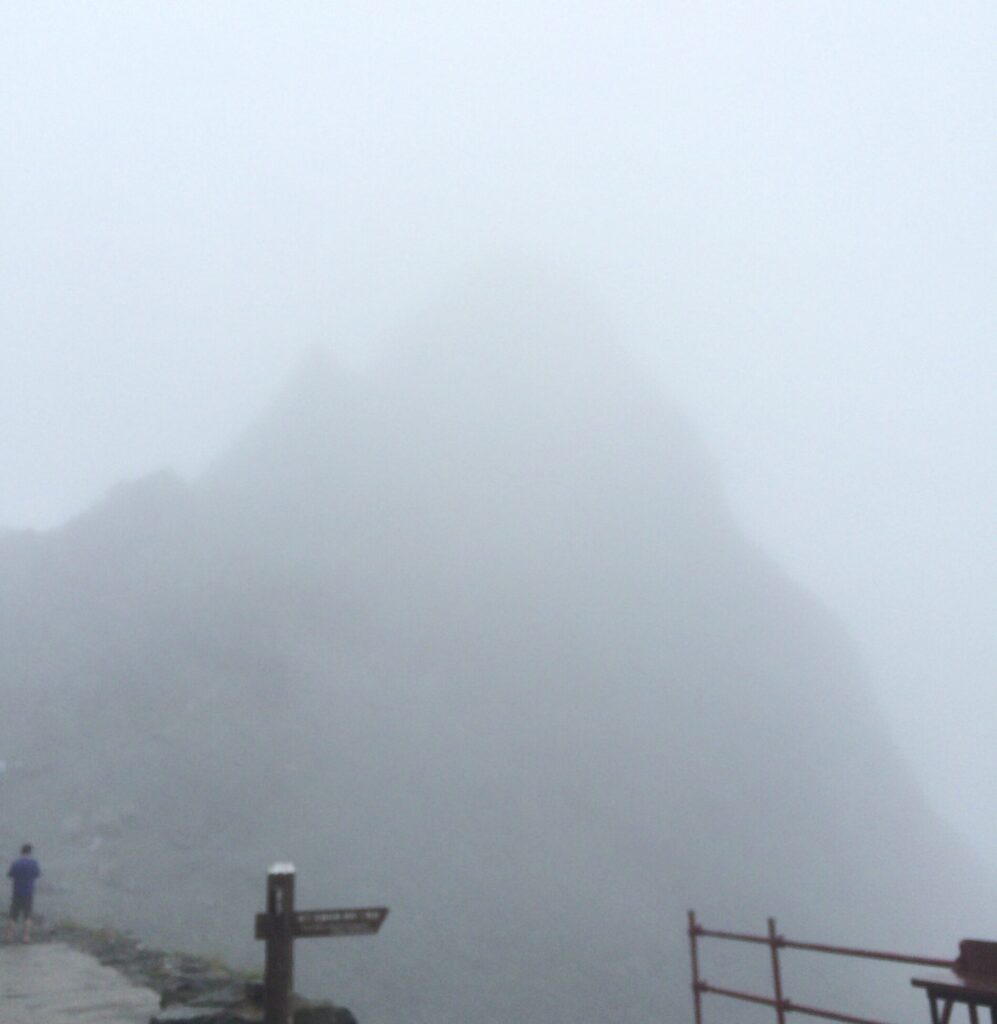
0, 941, 159, 1023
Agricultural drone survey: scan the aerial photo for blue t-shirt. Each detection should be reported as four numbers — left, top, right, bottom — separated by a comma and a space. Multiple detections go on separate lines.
8, 857, 40, 898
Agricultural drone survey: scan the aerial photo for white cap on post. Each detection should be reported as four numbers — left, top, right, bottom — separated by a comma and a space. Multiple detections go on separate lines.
268, 862, 296, 875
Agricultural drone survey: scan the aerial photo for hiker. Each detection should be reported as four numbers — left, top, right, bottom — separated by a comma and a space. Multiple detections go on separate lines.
5, 843, 41, 943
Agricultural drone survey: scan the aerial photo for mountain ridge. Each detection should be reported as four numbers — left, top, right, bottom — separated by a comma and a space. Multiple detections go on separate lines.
1, 280, 989, 1023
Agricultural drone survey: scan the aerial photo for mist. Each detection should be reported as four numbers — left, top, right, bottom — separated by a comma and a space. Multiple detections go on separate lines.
2, 4, 995, 1022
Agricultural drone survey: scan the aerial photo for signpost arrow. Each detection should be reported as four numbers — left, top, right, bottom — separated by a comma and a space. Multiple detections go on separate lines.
256, 865, 389, 1024
255, 906, 390, 940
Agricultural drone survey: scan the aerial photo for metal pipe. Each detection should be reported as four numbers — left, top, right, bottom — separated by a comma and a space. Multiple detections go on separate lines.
688, 910, 704, 1024
780, 939, 953, 970
699, 983, 896, 1024
689, 912, 956, 1024
695, 926, 772, 946
695, 920, 953, 968
769, 917, 787, 1024
697, 981, 784, 1010
786, 999, 899, 1024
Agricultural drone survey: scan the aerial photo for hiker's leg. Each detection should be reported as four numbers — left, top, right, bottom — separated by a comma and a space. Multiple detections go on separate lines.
22, 916, 31, 942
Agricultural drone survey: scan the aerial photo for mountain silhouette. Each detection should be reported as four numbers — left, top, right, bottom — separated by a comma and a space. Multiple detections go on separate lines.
1, 274, 988, 1023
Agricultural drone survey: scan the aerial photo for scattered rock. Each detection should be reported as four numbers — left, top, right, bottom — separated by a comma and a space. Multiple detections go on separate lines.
295, 1006, 356, 1024
31, 920, 356, 1024
187, 981, 251, 1007
150, 1010, 250, 1024
160, 970, 238, 1007
243, 981, 264, 1003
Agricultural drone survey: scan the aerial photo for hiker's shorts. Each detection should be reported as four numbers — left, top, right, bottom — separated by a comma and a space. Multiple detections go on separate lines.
8, 893, 32, 920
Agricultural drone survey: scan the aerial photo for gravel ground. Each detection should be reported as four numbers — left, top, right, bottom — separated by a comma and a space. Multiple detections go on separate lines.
0, 941, 160, 1024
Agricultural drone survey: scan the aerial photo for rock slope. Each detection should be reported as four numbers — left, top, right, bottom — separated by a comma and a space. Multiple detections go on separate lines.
0, 274, 990, 1023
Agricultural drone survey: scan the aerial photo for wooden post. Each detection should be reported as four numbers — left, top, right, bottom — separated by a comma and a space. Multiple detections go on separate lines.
255, 864, 388, 1021
264, 863, 296, 1024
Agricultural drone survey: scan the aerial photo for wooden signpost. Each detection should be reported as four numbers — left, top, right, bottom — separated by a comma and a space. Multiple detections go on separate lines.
256, 863, 389, 1024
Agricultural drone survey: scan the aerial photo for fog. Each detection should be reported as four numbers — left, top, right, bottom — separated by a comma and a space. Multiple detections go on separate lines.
2, 3, 995, 1021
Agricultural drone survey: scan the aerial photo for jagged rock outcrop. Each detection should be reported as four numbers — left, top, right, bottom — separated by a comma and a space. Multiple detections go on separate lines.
0, 273, 991, 1023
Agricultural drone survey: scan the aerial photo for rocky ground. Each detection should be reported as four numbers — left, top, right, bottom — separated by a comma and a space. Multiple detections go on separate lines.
7, 920, 356, 1024
0, 941, 158, 1024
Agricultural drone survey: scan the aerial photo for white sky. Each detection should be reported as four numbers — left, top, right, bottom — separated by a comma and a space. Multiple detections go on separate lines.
2, 2, 995, 863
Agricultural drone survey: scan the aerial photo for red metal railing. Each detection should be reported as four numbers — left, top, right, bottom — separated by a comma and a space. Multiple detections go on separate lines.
687, 911, 955, 1024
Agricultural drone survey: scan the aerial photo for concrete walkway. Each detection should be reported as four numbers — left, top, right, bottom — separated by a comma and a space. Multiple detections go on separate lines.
0, 941, 159, 1023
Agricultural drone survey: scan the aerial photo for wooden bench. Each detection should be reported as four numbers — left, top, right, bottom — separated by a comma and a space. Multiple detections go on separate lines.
912, 941, 997, 1024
